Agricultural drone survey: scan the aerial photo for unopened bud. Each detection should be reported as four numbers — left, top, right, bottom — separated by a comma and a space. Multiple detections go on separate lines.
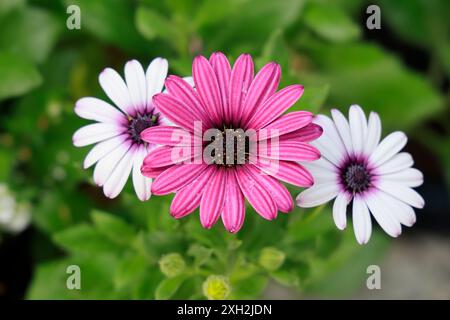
202, 275, 230, 300
158, 253, 186, 278
258, 247, 285, 271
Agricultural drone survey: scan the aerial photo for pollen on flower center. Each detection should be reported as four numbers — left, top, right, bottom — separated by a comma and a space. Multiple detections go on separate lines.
129, 113, 159, 144
341, 161, 372, 193
206, 128, 250, 167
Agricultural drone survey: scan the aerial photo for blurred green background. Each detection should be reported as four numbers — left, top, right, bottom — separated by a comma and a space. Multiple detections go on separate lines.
0, 0, 449, 300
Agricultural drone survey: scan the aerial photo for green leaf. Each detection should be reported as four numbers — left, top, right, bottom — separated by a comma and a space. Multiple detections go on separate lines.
303, 230, 390, 297
187, 244, 213, 268
271, 269, 300, 287
303, 3, 360, 42
91, 210, 136, 245
207, 0, 305, 53
155, 275, 186, 300
0, 7, 61, 63
230, 274, 268, 299
0, 149, 13, 181
301, 42, 443, 130
256, 29, 289, 72
0, 52, 42, 101
27, 255, 120, 300
114, 253, 149, 290
293, 83, 329, 113
0, 0, 24, 16
64, 0, 149, 53
53, 224, 119, 255
135, 6, 175, 42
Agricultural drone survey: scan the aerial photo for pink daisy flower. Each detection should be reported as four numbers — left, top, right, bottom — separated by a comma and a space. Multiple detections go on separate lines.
73, 58, 173, 201
296, 105, 425, 244
141, 52, 322, 233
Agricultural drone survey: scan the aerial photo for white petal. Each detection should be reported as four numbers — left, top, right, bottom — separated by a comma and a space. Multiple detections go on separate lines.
99, 67, 133, 115
146, 57, 168, 103
333, 192, 350, 230
93, 142, 131, 186
376, 180, 425, 209
311, 115, 346, 165
381, 168, 424, 187
302, 158, 338, 184
73, 123, 123, 147
83, 134, 128, 169
314, 114, 347, 160
377, 190, 416, 227
365, 191, 402, 238
103, 146, 135, 199
182, 76, 194, 87
363, 111, 381, 155
376, 152, 414, 175
349, 105, 368, 155
370, 131, 407, 167
331, 108, 353, 155
125, 60, 148, 114
132, 145, 152, 201
75, 97, 125, 124
352, 195, 372, 244
311, 139, 342, 165
296, 182, 339, 208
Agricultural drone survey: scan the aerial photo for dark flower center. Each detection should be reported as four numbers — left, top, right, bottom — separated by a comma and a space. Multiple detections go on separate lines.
206, 128, 250, 167
129, 113, 159, 144
341, 161, 372, 193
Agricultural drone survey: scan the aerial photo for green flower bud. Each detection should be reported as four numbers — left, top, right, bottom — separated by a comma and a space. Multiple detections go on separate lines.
258, 247, 285, 271
158, 253, 186, 278
202, 275, 231, 300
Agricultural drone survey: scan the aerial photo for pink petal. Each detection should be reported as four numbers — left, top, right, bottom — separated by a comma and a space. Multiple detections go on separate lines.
278, 123, 323, 142
247, 165, 293, 213
210, 52, 231, 123
164, 75, 213, 127
151, 164, 208, 195
229, 54, 254, 127
222, 169, 245, 233
235, 166, 277, 220
200, 167, 227, 229
141, 164, 171, 178
258, 141, 321, 162
141, 126, 196, 146
252, 159, 314, 187
240, 62, 281, 127
170, 166, 215, 218
153, 93, 202, 132
247, 85, 304, 129
256, 111, 313, 140
193, 55, 223, 126
142, 145, 194, 168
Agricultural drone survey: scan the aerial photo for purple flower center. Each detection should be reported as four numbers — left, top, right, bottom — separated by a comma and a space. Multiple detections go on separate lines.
129, 113, 159, 144
206, 128, 250, 166
340, 160, 372, 193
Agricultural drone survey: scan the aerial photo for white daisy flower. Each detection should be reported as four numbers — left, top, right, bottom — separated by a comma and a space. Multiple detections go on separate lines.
73, 58, 170, 201
296, 105, 424, 244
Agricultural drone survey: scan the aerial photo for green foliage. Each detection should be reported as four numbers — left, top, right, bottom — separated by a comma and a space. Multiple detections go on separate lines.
0, 0, 447, 300
0, 52, 42, 101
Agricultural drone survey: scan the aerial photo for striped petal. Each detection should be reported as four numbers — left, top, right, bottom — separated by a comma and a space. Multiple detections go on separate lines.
240, 62, 280, 127
229, 53, 254, 126
222, 169, 245, 233
235, 166, 277, 220
151, 164, 208, 195
200, 167, 227, 228
193, 55, 223, 125
247, 85, 304, 129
